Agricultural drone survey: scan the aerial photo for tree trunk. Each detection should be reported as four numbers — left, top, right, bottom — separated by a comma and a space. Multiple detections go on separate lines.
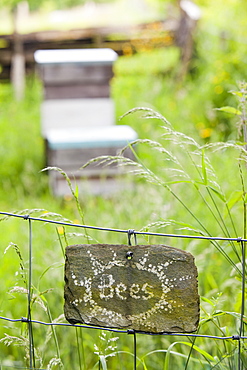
11, 3, 26, 101
175, 0, 201, 78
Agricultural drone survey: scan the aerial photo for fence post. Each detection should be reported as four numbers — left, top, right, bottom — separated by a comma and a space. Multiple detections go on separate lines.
27, 217, 35, 368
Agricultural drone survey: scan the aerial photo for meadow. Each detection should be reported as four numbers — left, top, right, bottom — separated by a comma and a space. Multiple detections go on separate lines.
0, 2, 247, 367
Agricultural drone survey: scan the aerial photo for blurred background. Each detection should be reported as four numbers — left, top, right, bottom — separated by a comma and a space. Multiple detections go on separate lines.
1, 0, 247, 201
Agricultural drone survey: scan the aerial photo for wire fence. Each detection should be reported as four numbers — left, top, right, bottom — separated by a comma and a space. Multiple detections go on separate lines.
0, 211, 246, 370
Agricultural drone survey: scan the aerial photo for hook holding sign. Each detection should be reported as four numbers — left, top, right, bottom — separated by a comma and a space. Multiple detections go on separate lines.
128, 229, 137, 246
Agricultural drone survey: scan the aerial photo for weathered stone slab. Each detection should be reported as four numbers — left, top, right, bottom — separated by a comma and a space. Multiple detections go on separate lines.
64, 244, 200, 333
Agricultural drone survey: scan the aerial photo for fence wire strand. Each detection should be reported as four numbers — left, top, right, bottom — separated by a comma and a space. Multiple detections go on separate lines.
0, 316, 246, 340
0, 211, 246, 370
1, 211, 247, 242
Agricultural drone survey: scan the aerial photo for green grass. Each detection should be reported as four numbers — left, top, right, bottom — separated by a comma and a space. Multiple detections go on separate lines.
0, 3, 247, 364
0, 78, 246, 368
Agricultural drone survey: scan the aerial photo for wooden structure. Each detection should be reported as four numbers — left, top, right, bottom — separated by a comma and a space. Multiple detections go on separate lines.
0, 2, 201, 82
64, 244, 200, 333
35, 48, 138, 195
0, 21, 177, 80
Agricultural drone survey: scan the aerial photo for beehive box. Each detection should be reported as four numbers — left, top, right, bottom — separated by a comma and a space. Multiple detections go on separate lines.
34, 48, 138, 195
46, 125, 138, 195
34, 48, 117, 100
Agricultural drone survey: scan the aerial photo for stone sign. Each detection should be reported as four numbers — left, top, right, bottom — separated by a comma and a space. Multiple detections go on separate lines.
64, 244, 199, 333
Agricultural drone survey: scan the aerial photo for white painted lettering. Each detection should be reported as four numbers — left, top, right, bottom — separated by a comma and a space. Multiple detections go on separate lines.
130, 284, 141, 299
98, 274, 115, 300
115, 283, 127, 300
97, 275, 154, 301
141, 283, 154, 300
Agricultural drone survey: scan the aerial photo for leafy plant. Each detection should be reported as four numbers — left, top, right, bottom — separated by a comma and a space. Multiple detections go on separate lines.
79, 84, 247, 368
93, 331, 119, 369
2, 240, 65, 368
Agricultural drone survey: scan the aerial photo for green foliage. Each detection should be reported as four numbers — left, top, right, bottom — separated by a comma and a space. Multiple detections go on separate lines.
0, 0, 44, 11
0, 79, 47, 199
114, 47, 180, 76
1, 82, 245, 368
111, 0, 247, 144
0, 0, 116, 12
1, 0, 247, 366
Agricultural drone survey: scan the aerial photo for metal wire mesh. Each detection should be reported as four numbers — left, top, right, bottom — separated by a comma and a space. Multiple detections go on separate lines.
0, 211, 246, 370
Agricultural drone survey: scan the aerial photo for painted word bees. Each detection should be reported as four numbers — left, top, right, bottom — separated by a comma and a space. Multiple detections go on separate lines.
64, 244, 199, 333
